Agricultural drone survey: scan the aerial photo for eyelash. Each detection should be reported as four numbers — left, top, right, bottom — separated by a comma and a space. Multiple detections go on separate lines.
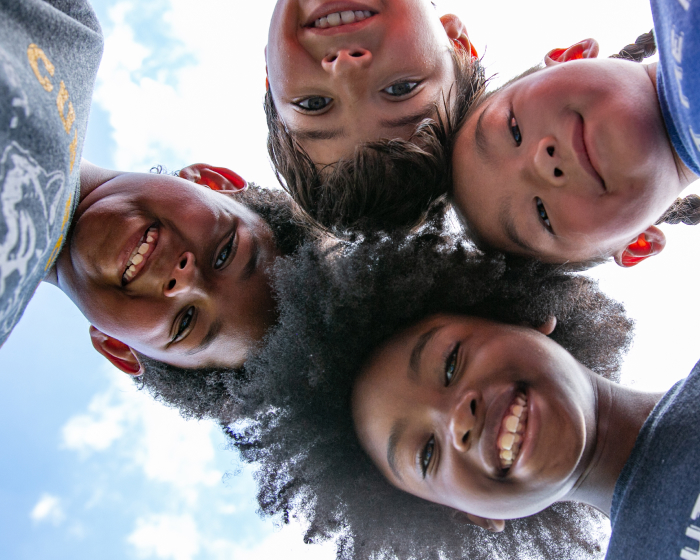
444, 343, 460, 386
383, 81, 420, 97
536, 198, 553, 233
173, 306, 194, 342
420, 435, 435, 478
215, 233, 236, 269
509, 112, 522, 146
294, 96, 332, 112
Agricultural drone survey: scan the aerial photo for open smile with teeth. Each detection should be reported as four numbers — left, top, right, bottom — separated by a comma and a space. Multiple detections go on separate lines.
314, 10, 374, 28
497, 392, 528, 470
122, 225, 159, 285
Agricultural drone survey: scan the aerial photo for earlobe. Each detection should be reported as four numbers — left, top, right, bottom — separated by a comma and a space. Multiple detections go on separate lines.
614, 226, 666, 268
465, 512, 505, 533
440, 14, 478, 58
178, 163, 248, 193
535, 316, 557, 336
545, 38, 599, 67
89, 326, 143, 376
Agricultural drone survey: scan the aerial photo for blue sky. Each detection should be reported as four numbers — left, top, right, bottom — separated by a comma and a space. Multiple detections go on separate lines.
1, 0, 699, 559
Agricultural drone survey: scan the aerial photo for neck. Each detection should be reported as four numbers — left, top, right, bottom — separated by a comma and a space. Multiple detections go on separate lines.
44, 160, 123, 285
566, 374, 663, 516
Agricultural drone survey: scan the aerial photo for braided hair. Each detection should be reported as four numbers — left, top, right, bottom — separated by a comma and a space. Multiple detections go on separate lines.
610, 31, 700, 228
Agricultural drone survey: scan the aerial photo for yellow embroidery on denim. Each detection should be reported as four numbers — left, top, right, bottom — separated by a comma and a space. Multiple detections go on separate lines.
56, 81, 76, 134
68, 129, 78, 173
45, 194, 73, 270
27, 44, 54, 92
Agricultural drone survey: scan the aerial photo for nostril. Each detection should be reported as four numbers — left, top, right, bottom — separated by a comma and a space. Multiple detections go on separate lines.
326, 54, 338, 63
350, 51, 364, 57
462, 431, 470, 444
547, 146, 555, 157
179, 258, 187, 269
470, 399, 476, 415
554, 168, 563, 178
168, 279, 176, 290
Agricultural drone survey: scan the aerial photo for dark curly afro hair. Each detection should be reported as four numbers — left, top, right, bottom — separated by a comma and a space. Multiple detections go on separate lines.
228, 210, 633, 560
134, 183, 310, 421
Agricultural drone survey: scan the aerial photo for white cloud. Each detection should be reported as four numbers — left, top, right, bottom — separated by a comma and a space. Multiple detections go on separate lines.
91, 0, 280, 189
61, 366, 222, 504
30, 494, 65, 526
127, 514, 200, 560
201, 522, 336, 560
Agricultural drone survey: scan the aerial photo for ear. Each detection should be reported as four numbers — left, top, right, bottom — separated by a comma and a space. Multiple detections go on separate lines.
465, 512, 505, 533
614, 226, 666, 268
178, 163, 247, 193
89, 326, 143, 376
440, 14, 478, 58
545, 38, 599, 67
264, 45, 270, 91
535, 316, 557, 336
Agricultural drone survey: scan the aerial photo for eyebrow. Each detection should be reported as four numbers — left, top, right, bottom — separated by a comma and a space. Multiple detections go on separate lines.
499, 199, 536, 254
387, 419, 407, 481
289, 127, 345, 141
241, 235, 260, 281
378, 103, 436, 129
185, 318, 223, 355
409, 325, 443, 380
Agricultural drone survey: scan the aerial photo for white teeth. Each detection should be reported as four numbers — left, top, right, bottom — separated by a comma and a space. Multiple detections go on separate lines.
122, 226, 158, 284
340, 10, 355, 23
496, 393, 528, 470
314, 10, 373, 28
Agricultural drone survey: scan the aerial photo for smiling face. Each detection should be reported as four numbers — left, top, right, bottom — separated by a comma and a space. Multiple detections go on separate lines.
55, 172, 280, 369
267, 0, 465, 164
352, 314, 597, 520
452, 57, 689, 264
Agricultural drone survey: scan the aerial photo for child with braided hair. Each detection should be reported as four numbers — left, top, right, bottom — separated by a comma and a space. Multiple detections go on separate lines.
448, 12, 700, 268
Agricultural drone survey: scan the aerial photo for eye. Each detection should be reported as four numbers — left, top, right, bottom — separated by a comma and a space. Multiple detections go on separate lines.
444, 344, 460, 386
536, 198, 553, 233
510, 113, 522, 146
215, 234, 236, 269
420, 435, 435, 478
173, 307, 195, 342
295, 96, 332, 111
383, 81, 419, 97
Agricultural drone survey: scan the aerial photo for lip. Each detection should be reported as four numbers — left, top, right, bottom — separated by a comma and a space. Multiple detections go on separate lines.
304, 1, 378, 26
120, 224, 159, 285
572, 114, 606, 191
482, 385, 522, 476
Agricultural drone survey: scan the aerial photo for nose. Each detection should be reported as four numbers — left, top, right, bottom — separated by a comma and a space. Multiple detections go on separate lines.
163, 252, 197, 297
321, 48, 372, 90
533, 136, 567, 187
448, 391, 479, 453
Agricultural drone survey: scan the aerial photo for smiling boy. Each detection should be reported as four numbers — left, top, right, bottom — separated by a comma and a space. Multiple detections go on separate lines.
45, 161, 303, 375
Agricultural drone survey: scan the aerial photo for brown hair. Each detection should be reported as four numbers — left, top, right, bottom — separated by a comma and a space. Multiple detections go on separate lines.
264, 48, 487, 233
